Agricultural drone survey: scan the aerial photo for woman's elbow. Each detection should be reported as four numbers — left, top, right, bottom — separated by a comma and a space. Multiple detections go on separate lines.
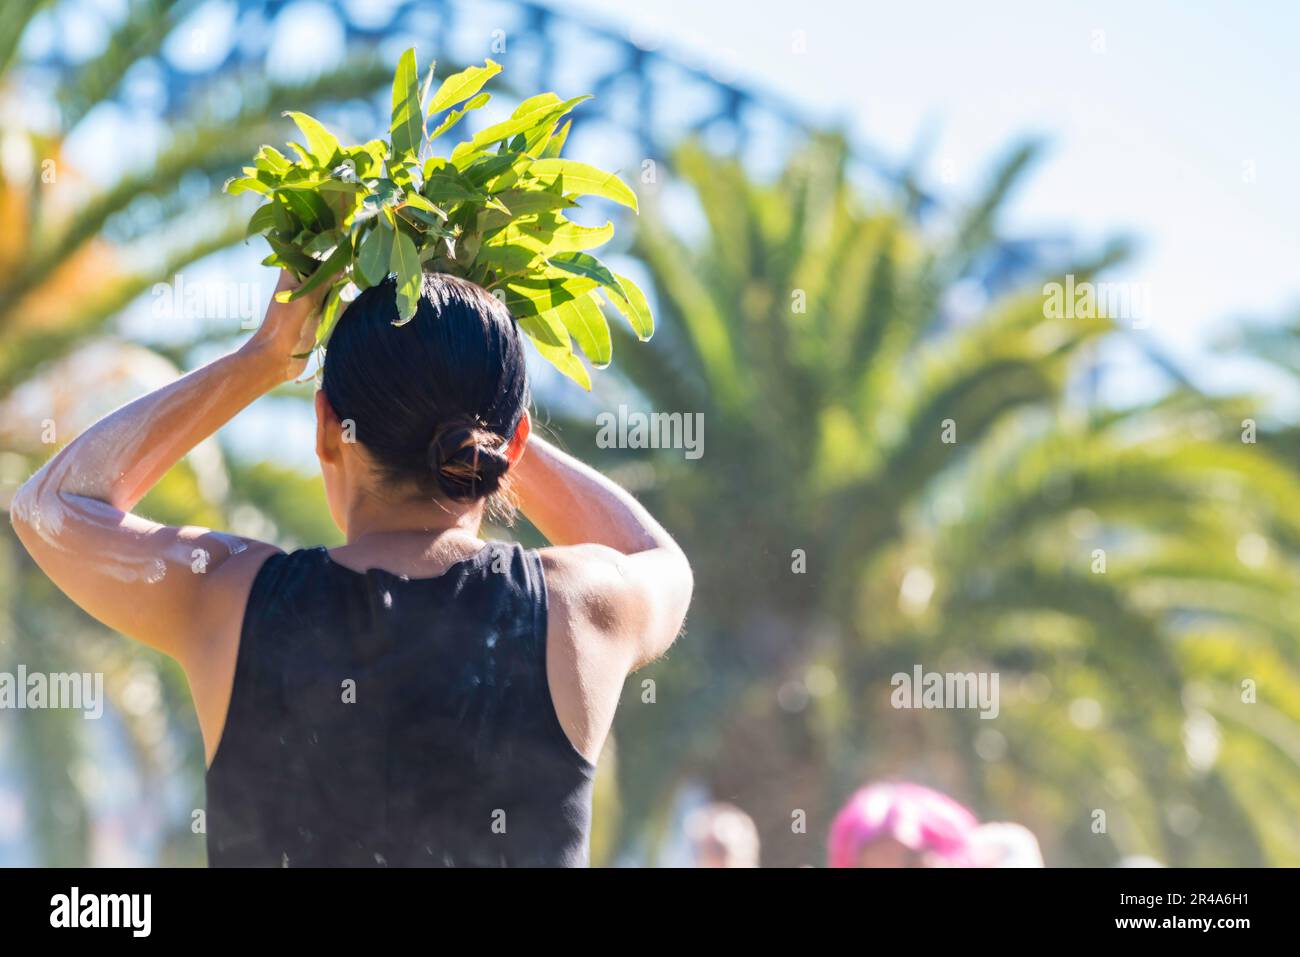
9, 471, 66, 556
9, 475, 39, 537
677, 550, 695, 610
665, 547, 694, 638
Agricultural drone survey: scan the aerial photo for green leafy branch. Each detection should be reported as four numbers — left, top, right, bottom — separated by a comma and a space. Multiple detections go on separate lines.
225, 48, 653, 389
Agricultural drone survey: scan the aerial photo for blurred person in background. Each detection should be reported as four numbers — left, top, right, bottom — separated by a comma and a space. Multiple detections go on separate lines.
828, 782, 1042, 867
685, 802, 760, 867
964, 822, 1044, 868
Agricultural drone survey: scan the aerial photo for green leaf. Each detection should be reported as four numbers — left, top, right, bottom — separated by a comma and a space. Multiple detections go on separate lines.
390, 161, 417, 192
390, 47, 424, 162
426, 59, 502, 117
459, 151, 523, 187
518, 315, 591, 390
502, 276, 598, 317
422, 170, 488, 206
315, 282, 349, 347
264, 235, 318, 277
527, 158, 638, 211
520, 112, 569, 157
390, 228, 423, 324
494, 191, 571, 216
517, 306, 568, 347
500, 218, 615, 255
402, 193, 448, 221
476, 188, 572, 235
492, 95, 575, 158
285, 142, 311, 166
403, 210, 448, 232
347, 140, 388, 178
547, 251, 619, 289
357, 220, 395, 287
513, 93, 562, 116
544, 292, 611, 367
453, 96, 590, 162
270, 196, 297, 234
278, 188, 334, 231
476, 243, 544, 276
283, 111, 341, 167
246, 203, 277, 238
429, 91, 490, 141
316, 179, 363, 197
539, 119, 571, 159
279, 241, 351, 301
302, 230, 341, 257
224, 176, 272, 197
452, 231, 479, 269
603, 272, 654, 340
253, 145, 292, 177
482, 153, 538, 193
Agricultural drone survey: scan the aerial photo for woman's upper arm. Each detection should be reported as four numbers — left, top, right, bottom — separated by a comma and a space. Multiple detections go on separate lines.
541, 542, 693, 672
538, 543, 692, 762
9, 483, 280, 665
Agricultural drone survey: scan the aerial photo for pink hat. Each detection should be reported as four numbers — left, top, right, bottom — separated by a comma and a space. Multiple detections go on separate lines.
828, 782, 980, 867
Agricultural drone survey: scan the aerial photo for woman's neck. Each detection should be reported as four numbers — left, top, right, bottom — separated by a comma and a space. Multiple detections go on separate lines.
342, 488, 484, 545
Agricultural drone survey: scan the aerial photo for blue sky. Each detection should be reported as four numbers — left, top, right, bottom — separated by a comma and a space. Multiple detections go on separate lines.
545, 0, 1300, 397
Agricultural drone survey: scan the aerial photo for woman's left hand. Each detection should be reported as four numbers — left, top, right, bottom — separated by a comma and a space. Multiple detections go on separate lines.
243, 269, 326, 383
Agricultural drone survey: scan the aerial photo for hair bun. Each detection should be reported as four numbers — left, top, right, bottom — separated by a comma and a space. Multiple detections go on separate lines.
427, 421, 510, 501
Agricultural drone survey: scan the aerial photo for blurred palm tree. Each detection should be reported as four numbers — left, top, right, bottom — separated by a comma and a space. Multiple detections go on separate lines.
1227, 314, 1300, 469
0, 0, 395, 393
0, 0, 379, 864
576, 135, 1300, 866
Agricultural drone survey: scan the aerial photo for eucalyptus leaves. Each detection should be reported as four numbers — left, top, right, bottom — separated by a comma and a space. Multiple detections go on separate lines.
225, 49, 652, 389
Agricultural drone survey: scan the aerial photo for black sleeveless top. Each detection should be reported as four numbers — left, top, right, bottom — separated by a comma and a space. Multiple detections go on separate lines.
205, 541, 595, 867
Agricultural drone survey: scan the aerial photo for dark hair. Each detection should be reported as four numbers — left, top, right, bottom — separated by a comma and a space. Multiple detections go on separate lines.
321, 273, 528, 504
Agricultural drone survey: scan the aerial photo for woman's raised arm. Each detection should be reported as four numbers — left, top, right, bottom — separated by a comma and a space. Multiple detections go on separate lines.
8, 271, 318, 663
511, 432, 694, 671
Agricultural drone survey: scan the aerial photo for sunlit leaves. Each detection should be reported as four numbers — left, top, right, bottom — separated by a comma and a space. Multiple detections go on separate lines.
284, 111, 341, 167
518, 315, 592, 390
429, 91, 490, 141
540, 120, 571, 160
389, 48, 423, 163
452, 96, 590, 165
356, 219, 394, 288
390, 229, 422, 325
529, 158, 639, 211
254, 145, 291, 176
502, 276, 599, 317
602, 271, 655, 340
495, 217, 615, 255
224, 176, 271, 197
550, 292, 612, 368
224, 47, 648, 388
547, 250, 619, 289
279, 241, 350, 302
427, 60, 501, 117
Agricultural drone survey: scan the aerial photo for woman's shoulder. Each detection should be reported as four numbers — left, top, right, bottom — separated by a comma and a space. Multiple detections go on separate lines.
200, 543, 329, 629
229, 543, 327, 588
536, 541, 689, 673
536, 544, 639, 637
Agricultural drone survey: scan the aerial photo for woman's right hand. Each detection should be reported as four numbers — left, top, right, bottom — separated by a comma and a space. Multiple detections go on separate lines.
242, 269, 325, 383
